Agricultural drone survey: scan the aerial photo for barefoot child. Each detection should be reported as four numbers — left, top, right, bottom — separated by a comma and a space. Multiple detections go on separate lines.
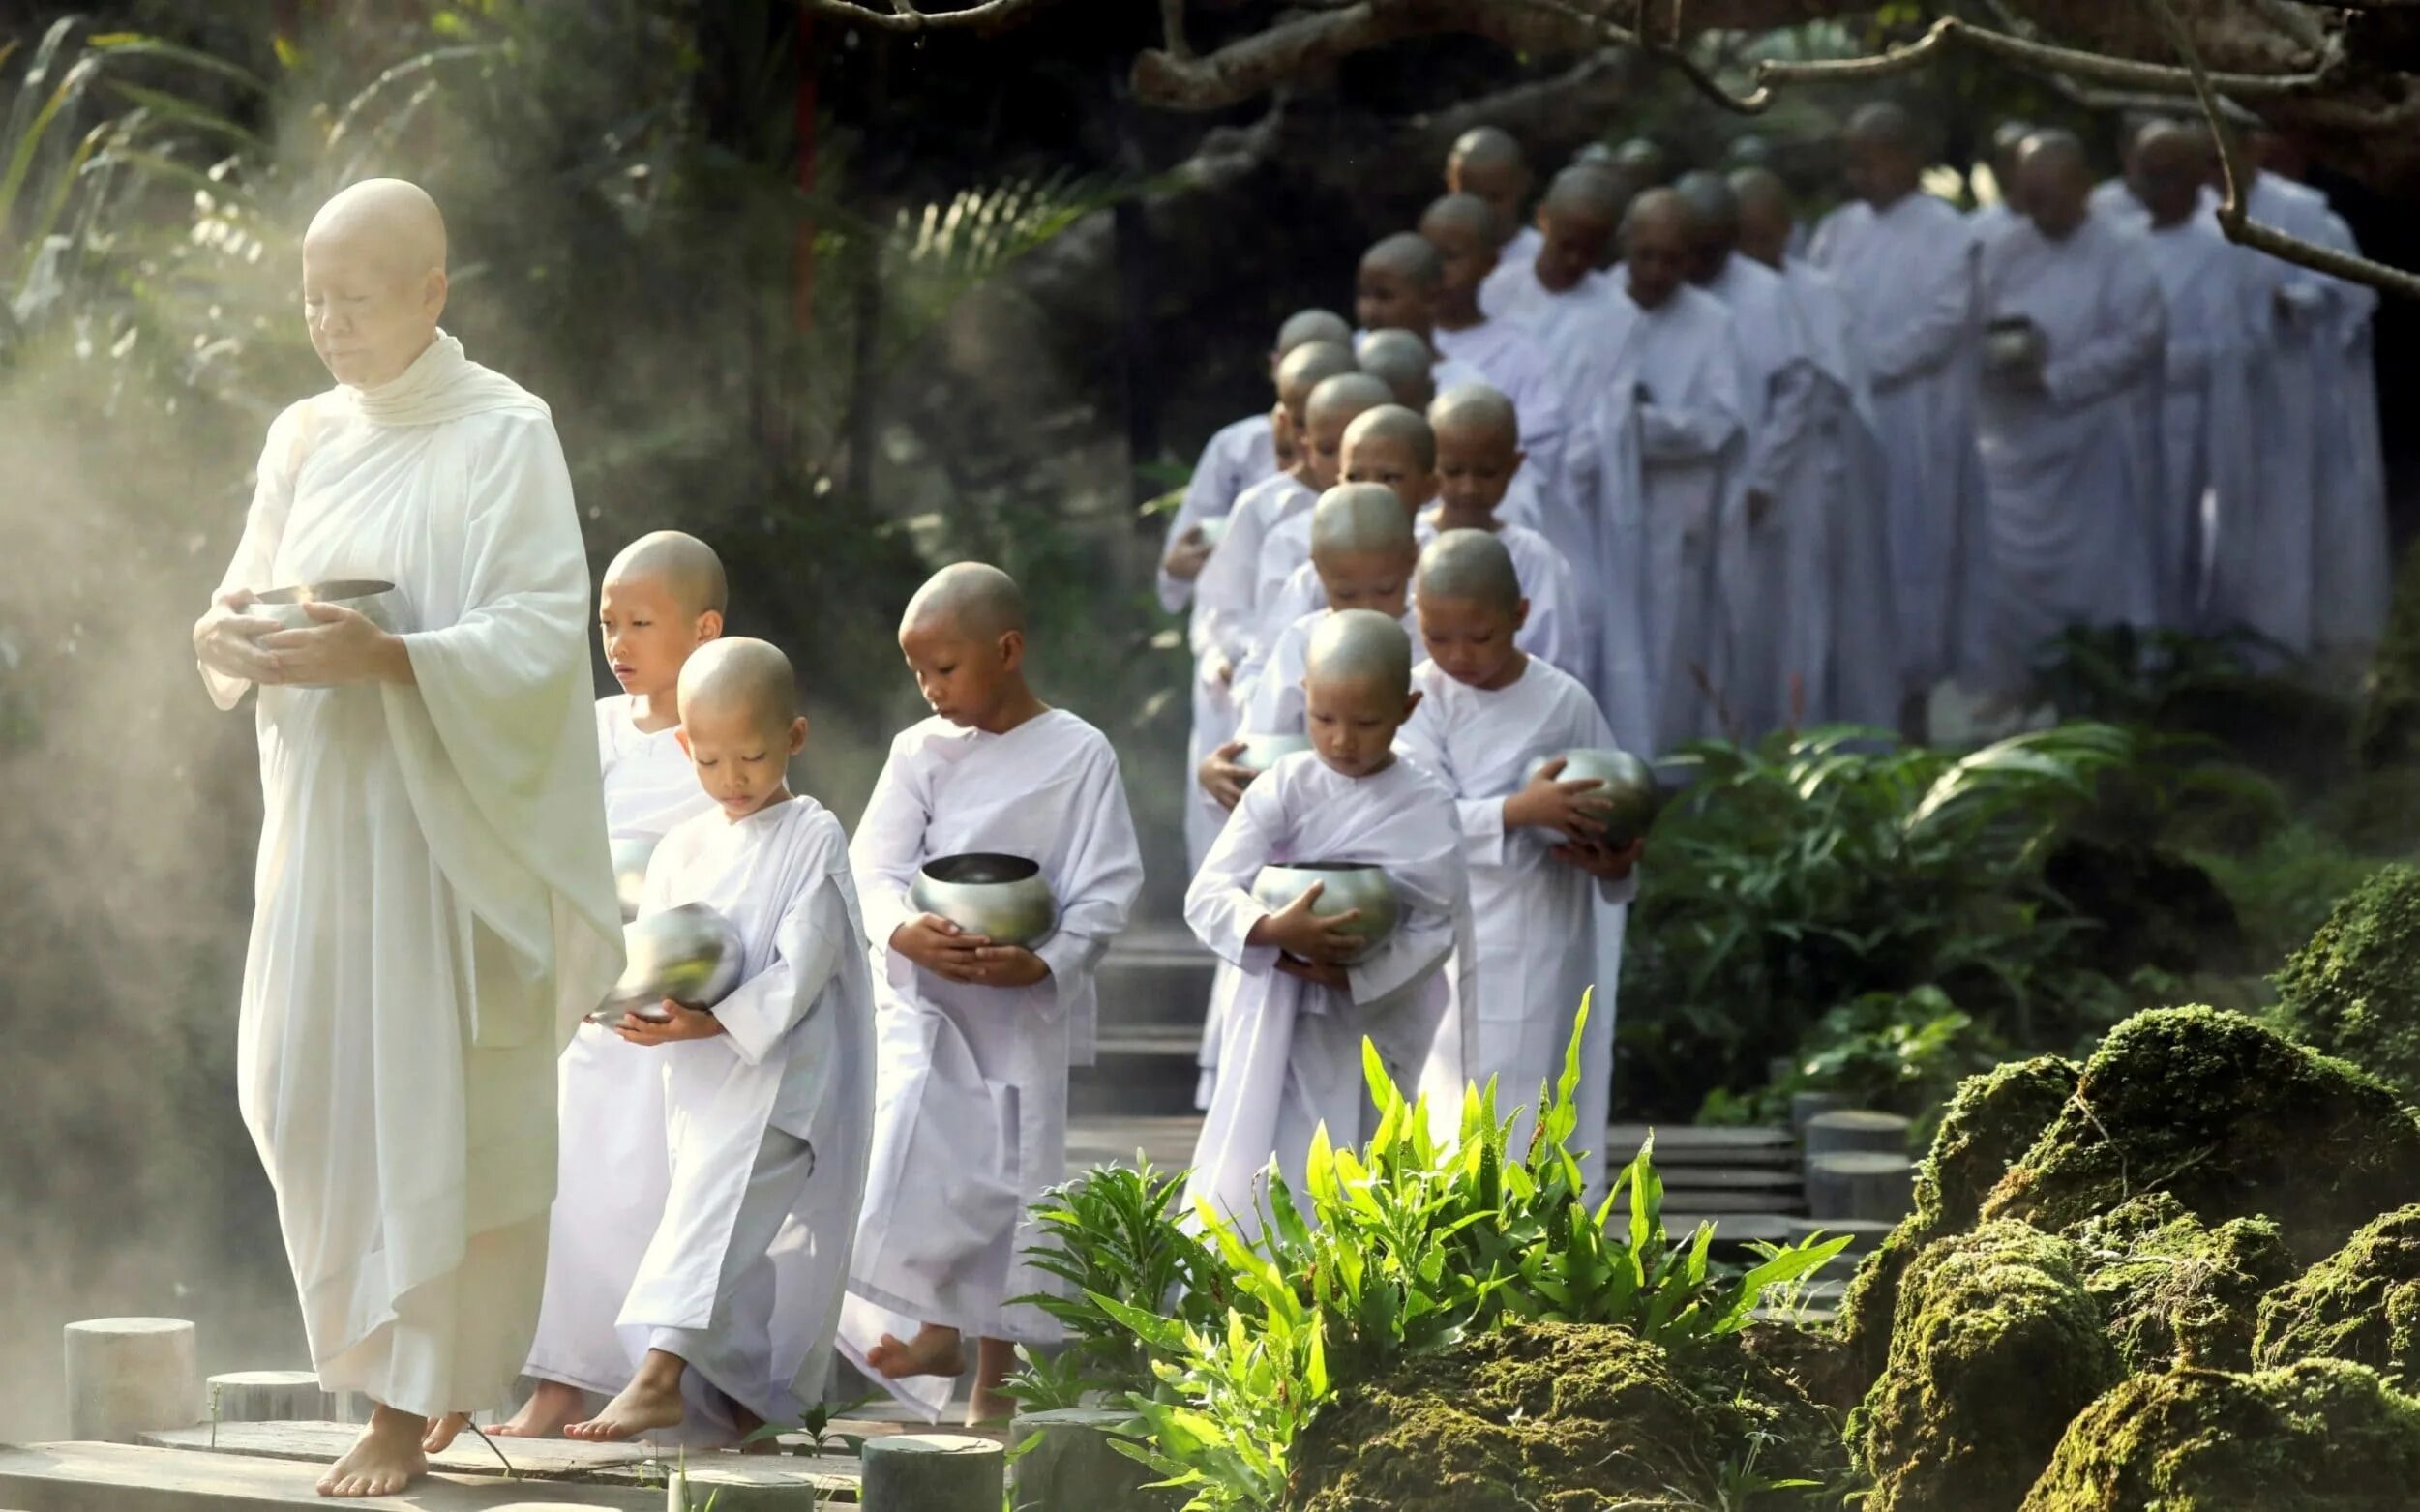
565, 637, 876, 1445
1397, 531, 1640, 1194
1186, 610, 1472, 1230
508, 530, 726, 1439
842, 563, 1144, 1426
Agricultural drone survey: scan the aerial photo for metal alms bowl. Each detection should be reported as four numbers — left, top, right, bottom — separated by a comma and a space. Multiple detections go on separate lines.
911, 852, 1059, 950
1234, 731, 1312, 777
1197, 516, 1231, 549
1250, 861, 1402, 964
1525, 745, 1663, 846
610, 836, 660, 923
251, 578, 400, 632
594, 902, 743, 1023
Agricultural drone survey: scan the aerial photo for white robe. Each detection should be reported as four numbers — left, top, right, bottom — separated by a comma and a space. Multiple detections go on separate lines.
1434, 316, 1570, 513
1782, 258, 1901, 728
1702, 254, 1823, 739
1562, 283, 1744, 753
1810, 193, 1995, 694
1482, 256, 1614, 338
202, 331, 622, 1418
2140, 216, 2262, 633
1160, 415, 1277, 616
841, 711, 1141, 1414
1975, 212, 2166, 681
1968, 200, 2021, 245
1186, 471, 1314, 868
523, 698, 718, 1396
1185, 753, 1472, 1231
1398, 658, 1633, 1192
617, 797, 875, 1433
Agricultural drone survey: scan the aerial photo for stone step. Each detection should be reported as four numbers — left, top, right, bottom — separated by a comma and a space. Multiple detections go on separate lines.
1092, 925, 1215, 1030
1609, 1187, 1805, 1216
1651, 1166, 1803, 1193
0, 1440, 663, 1510
1069, 1024, 1202, 1117
1604, 1124, 1797, 1167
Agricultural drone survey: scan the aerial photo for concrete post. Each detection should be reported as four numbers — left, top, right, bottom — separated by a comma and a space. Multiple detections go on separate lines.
64, 1318, 199, 1442
1804, 1152, 1917, 1223
860, 1432, 1005, 1512
1804, 1110, 1914, 1158
1011, 1408, 1167, 1511
206, 1370, 332, 1424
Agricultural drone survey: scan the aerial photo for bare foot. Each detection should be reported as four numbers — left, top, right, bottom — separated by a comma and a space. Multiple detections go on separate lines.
865, 1323, 965, 1380
968, 1335, 1018, 1427
966, 1385, 1017, 1428
420, 1411, 470, 1453
316, 1407, 429, 1497
566, 1351, 686, 1443
493, 1379, 586, 1438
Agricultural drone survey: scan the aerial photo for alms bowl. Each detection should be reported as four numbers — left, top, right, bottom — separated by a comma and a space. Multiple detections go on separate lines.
251, 579, 399, 632
592, 902, 743, 1024
1525, 745, 1662, 846
911, 852, 1059, 950
611, 837, 660, 923
1249, 861, 1401, 964
1197, 516, 1231, 549
1234, 731, 1312, 777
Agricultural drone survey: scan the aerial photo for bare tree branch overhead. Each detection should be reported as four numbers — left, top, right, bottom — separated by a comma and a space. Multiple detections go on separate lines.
795, 0, 1042, 34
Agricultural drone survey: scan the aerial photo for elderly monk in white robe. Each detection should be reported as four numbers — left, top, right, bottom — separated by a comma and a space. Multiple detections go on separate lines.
1975, 133, 2166, 684
1734, 168, 1900, 728
1563, 190, 1745, 754
189, 178, 620, 1497
1810, 104, 1995, 715
2127, 125, 2262, 631
1187, 612, 1471, 1234
1676, 173, 1824, 740
1400, 533, 1637, 1194
1448, 126, 1544, 289
842, 565, 1142, 1427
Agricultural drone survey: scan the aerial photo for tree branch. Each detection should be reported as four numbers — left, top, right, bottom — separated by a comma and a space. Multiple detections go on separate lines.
1158, 0, 1192, 61
797, 0, 1040, 34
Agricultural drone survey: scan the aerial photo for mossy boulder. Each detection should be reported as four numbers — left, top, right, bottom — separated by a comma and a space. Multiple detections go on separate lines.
1288, 1321, 1843, 1512
2020, 1358, 2420, 1511
2255, 1204, 2420, 1379
1837, 1055, 2081, 1392
1849, 1222, 2121, 1512
2067, 1193, 2295, 1374
1983, 1006, 2420, 1262
2271, 865, 2420, 1105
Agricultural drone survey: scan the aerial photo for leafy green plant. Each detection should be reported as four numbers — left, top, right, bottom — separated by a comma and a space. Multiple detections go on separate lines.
1709, 986, 2005, 1140
735, 1393, 874, 1457
1098, 1006, 1848, 1511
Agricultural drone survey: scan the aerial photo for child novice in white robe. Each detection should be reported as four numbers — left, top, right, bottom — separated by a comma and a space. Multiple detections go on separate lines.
1397, 531, 1641, 1196
564, 638, 874, 1448
509, 531, 725, 1439
1187, 610, 1473, 1231
842, 563, 1143, 1426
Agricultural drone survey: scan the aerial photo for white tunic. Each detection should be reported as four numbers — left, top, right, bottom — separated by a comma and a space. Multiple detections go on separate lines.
1562, 283, 1744, 753
1397, 658, 1633, 1190
202, 332, 622, 1418
1433, 316, 1570, 500
523, 699, 717, 1396
1810, 193, 1995, 693
1160, 414, 1278, 615
1975, 212, 2166, 680
1185, 753, 1472, 1231
1186, 471, 1315, 868
618, 797, 875, 1428
2139, 216, 2262, 632
842, 711, 1141, 1409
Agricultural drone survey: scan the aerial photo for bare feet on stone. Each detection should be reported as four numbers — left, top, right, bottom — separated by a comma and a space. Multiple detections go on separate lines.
566, 1349, 687, 1442
967, 1385, 1017, 1428
494, 1379, 587, 1438
316, 1406, 429, 1497
421, 1410, 471, 1454
865, 1323, 966, 1379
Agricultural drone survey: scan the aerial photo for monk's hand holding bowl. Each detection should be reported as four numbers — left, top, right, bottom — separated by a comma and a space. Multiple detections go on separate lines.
890, 912, 991, 984
260, 600, 414, 687
1504, 757, 1607, 842
1275, 957, 1350, 990
194, 589, 287, 685
1251, 881, 1365, 966
612, 999, 725, 1046
970, 945, 1051, 989
1553, 835, 1644, 883
1163, 526, 1215, 582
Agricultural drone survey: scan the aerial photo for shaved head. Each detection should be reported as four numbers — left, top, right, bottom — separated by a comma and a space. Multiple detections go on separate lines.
2131, 119, 2211, 226
1419, 193, 1499, 245
1674, 169, 1739, 282
1847, 102, 1918, 155
1277, 309, 1353, 354
1623, 189, 1693, 309
1417, 528, 1522, 616
1449, 126, 1526, 175
1429, 382, 1518, 445
1543, 163, 1630, 222
1343, 403, 1437, 473
1447, 126, 1533, 244
1362, 231, 1445, 291
1844, 102, 1925, 209
1614, 137, 1671, 187
1730, 166, 1794, 269
300, 178, 450, 388
1310, 482, 1418, 558
677, 636, 798, 731
901, 560, 1027, 642
306, 177, 448, 279
1355, 329, 1439, 409
1305, 608, 1415, 701
1308, 371, 1394, 430
607, 530, 729, 617
2018, 128, 2093, 238
1278, 339, 1359, 404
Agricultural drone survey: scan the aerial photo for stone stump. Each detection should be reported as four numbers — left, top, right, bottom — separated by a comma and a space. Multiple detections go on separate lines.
861, 1432, 1005, 1512
1011, 1407, 1168, 1511
207, 1370, 331, 1424
1804, 1109, 1913, 1159
1805, 1152, 1917, 1223
64, 1317, 198, 1442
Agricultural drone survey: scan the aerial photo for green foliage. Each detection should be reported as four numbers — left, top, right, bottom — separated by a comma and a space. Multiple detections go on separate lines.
1098, 1006, 1849, 1511
1621, 723, 2141, 1106
2269, 864, 2420, 1105
2193, 823, 2383, 970
2255, 1205, 2420, 1380
1705, 986, 2004, 1140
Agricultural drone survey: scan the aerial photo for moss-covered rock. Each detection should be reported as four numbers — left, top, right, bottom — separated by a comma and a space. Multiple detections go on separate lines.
2066, 1194, 2295, 1374
1849, 1222, 2120, 1512
2020, 1358, 2420, 1511
2255, 1204, 2420, 1379
1983, 1006, 2420, 1262
1837, 1056, 2081, 1392
1288, 1322, 1844, 1512
2271, 865, 2420, 1105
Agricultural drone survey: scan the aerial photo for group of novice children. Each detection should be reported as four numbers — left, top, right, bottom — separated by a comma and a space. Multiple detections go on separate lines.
500, 282, 1639, 1446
